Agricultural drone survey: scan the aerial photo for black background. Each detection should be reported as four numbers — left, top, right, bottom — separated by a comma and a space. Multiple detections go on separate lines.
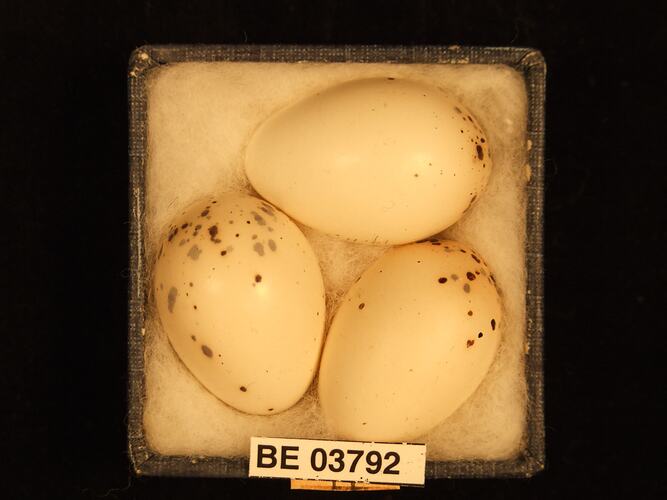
2, 1, 665, 498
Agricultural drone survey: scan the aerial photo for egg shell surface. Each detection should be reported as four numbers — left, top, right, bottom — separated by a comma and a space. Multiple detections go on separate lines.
153, 193, 326, 415
246, 78, 492, 245
318, 239, 502, 441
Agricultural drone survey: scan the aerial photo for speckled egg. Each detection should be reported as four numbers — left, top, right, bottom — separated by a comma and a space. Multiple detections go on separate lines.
246, 78, 491, 245
318, 239, 502, 441
153, 193, 326, 415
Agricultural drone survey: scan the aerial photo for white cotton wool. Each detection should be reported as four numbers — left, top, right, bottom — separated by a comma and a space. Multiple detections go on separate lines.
143, 62, 528, 461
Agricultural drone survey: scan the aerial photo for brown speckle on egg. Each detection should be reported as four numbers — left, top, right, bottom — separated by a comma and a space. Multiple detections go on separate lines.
268, 408, 274, 412
193, 305, 198, 310
260, 207, 273, 217
478, 332, 483, 338
471, 254, 481, 263
208, 225, 221, 243
466, 339, 475, 348
193, 224, 202, 236
190, 335, 196, 341
252, 211, 267, 225
253, 242, 265, 256
268, 239, 277, 251
438, 277, 447, 284
220, 250, 227, 256
167, 287, 178, 312
468, 310, 473, 316
189, 282, 193, 287
187, 244, 202, 260
240, 386, 247, 392
451, 274, 459, 281
255, 274, 262, 283
358, 303, 365, 310
200, 209, 209, 217
466, 272, 476, 281
476, 144, 484, 160
491, 318, 496, 330
260, 203, 276, 217
201, 345, 212, 357
463, 283, 471, 293
167, 227, 179, 242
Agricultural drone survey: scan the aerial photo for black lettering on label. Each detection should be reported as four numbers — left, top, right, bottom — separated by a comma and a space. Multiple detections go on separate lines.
281, 445, 299, 470
257, 445, 277, 468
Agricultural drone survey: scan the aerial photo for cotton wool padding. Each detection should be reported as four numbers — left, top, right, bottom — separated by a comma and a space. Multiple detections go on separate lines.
143, 62, 528, 461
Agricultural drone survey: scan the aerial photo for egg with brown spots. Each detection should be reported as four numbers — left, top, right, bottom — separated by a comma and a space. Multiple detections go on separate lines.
246, 78, 491, 245
318, 239, 502, 441
153, 193, 326, 415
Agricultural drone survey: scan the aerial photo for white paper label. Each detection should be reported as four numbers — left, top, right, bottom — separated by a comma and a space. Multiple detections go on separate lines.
249, 436, 426, 485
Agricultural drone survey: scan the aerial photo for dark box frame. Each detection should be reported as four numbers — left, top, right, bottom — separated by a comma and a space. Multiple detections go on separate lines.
128, 45, 545, 479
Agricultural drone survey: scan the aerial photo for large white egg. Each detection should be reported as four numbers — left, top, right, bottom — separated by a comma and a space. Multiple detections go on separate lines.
318, 239, 502, 441
153, 193, 326, 415
245, 78, 491, 245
